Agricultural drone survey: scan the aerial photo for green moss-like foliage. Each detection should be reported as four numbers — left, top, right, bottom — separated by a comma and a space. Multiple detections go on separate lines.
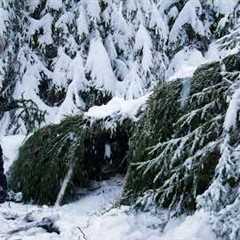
8, 115, 132, 205
123, 60, 234, 213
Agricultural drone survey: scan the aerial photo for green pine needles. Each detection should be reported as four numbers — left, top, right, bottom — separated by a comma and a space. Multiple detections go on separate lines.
123, 58, 238, 213
8, 115, 132, 205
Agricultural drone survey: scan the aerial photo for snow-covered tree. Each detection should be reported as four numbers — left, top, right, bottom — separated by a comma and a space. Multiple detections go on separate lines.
123, 58, 237, 213
168, 0, 210, 55
2, 1, 240, 238
1, 0, 172, 133
85, 36, 117, 94
197, 57, 240, 239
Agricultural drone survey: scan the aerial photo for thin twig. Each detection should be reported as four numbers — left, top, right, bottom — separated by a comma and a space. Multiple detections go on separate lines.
77, 226, 88, 240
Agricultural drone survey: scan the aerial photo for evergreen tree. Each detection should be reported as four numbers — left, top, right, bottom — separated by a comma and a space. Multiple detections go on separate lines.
2, 0, 237, 134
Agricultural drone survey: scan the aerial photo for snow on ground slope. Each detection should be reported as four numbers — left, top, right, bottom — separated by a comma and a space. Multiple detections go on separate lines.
0, 135, 216, 240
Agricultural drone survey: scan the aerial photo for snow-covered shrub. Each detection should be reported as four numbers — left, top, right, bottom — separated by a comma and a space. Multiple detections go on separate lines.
123, 54, 240, 214
8, 114, 133, 205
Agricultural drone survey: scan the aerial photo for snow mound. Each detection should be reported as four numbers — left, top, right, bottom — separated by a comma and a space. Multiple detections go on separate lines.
162, 210, 216, 240
85, 95, 149, 121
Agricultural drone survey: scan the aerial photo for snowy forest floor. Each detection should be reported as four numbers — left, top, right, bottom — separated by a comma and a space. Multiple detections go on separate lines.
0, 135, 217, 240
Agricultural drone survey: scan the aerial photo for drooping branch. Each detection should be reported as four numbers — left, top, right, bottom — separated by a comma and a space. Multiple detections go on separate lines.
0, 94, 46, 133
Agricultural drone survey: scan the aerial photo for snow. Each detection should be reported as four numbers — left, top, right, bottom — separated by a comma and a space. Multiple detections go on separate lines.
150, 3, 169, 40
162, 211, 216, 240
166, 48, 207, 80
121, 62, 145, 100
224, 86, 240, 131
47, 0, 62, 10
25, 0, 42, 14
211, 0, 239, 15
86, 36, 117, 94
85, 95, 149, 121
135, 24, 153, 73
0, 135, 25, 172
0, 131, 216, 240
2, 0, 237, 134
84, 0, 101, 22
169, 0, 207, 43
124, 0, 137, 18
104, 144, 111, 159
54, 53, 86, 123
1, 0, 239, 238
29, 14, 54, 46
166, 42, 227, 81
0, 177, 123, 240
0, 185, 216, 240
0, 7, 7, 37
158, 0, 178, 14
52, 49, 72, 88
76, 5, 89, 37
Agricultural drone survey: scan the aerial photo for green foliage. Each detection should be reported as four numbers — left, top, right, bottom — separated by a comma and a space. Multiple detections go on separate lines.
8, 115, 132, 205
222, 53, 240, 72
123, 60, 232, 213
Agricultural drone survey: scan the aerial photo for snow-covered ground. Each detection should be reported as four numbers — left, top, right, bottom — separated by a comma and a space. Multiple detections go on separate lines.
0, 135, 217, 240
0, 185, 216, 240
